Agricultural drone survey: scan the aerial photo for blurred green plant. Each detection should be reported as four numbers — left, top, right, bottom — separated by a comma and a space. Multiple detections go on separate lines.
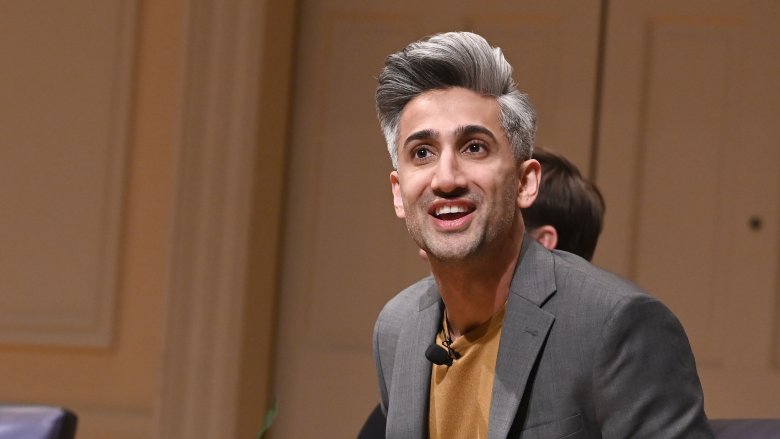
256, 398, 278, 439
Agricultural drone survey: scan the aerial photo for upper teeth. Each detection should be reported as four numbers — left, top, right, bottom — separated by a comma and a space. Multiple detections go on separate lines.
435, 205, 468, 216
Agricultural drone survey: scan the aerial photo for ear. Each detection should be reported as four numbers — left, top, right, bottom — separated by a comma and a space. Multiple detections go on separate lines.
390, 171, 406, 219
517, 158, 541, 209
529, 225, 558, 251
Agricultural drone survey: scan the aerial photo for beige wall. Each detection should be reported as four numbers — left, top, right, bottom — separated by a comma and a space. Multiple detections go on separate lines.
0, 0, 288, 436
2, 1, 779, 438
0, 0, 184, 437
239, 0, 297, 436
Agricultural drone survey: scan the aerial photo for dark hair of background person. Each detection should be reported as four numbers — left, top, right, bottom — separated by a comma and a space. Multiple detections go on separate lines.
522, 147, 605, 261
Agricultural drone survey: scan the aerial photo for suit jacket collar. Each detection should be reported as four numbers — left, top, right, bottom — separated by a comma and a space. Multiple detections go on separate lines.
489, 236, 557, 438
386, 281, 442, 438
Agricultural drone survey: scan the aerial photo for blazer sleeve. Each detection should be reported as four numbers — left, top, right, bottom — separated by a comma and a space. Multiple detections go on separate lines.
592, 295, 714, 438
372, 297, 407, 416
373, 312, 391, 415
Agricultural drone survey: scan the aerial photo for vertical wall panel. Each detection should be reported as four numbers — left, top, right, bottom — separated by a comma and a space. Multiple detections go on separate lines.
0, 1, 135, 345
596, 0, 780, 418
632, 20, 741, 364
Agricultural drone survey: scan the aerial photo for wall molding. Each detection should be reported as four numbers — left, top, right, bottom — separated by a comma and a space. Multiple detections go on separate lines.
0, 0, 137, 347
153, 0, 268, 437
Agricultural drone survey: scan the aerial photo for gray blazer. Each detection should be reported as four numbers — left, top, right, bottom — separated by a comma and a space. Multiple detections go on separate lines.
372, 237, 713, 438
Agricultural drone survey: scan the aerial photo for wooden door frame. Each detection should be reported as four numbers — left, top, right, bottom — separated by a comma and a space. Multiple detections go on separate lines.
152, 0, 295, 436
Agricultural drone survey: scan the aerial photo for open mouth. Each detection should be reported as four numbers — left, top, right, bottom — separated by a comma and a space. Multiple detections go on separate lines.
431, 204, 475, 221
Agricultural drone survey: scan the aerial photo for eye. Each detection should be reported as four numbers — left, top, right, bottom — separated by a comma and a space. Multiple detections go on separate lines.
414, 147, 432, 159
464, 142, 486, 154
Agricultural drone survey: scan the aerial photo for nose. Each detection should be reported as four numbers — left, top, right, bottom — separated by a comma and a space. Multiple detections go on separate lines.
431, 148, 467, 195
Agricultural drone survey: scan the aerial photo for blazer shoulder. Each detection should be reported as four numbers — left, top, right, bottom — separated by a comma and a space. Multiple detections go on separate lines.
375, 275, 437, 335
513, 239, 649, 310
551, 250, 651, 305
548, 251, 691, 350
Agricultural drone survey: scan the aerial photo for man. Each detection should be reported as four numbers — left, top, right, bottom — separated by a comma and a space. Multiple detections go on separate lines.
371, 32, 712, 438
360, 150, 605, 437
362, 148, 606, 437
522, 147, 605, 261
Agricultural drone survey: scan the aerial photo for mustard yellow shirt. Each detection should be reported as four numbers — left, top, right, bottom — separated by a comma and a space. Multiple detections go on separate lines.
428, 306, 506, 439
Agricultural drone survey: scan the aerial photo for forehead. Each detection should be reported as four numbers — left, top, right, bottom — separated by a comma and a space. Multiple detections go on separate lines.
398, 87, 504, 141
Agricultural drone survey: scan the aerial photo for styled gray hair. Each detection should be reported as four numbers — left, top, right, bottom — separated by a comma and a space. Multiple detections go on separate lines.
375, 31, 536, 169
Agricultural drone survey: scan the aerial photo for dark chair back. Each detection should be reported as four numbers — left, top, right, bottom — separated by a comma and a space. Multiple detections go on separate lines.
711, 419, 780, 438
357, 404, 385, 439
0, 405, 77, 439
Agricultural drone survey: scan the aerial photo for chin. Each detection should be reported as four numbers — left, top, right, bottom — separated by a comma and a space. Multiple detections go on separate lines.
424, 243, 480, 263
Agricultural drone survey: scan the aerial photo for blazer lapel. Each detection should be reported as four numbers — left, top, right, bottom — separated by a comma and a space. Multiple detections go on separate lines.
488, 237, 557, 439
386, 284, 442, 439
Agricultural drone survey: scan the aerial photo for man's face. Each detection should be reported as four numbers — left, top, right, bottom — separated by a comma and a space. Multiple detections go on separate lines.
390, 87, 539, 262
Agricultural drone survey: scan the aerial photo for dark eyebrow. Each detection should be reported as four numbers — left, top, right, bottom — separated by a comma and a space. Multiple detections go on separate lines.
403, 129, 439, 149
455, 125, 498, 143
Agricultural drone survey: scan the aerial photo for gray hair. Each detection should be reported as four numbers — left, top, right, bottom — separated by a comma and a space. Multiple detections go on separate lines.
375, 32, 536, 169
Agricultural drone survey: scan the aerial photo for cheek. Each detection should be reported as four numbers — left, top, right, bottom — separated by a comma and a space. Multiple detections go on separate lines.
401, 173, 430, 199
498, 175, 522, 210
489, 170, 520, 199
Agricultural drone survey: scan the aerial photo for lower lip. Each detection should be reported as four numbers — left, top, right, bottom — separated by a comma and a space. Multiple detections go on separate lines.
431, 213, 473, 231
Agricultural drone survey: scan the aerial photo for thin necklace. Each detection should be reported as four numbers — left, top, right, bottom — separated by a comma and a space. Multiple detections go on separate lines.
442, 309, 461, 360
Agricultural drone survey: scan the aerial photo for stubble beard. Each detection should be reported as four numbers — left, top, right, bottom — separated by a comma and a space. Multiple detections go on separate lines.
404, 185, 519, 263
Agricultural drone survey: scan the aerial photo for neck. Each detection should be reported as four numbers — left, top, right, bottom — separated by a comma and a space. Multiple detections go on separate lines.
429, 232, 524, 337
